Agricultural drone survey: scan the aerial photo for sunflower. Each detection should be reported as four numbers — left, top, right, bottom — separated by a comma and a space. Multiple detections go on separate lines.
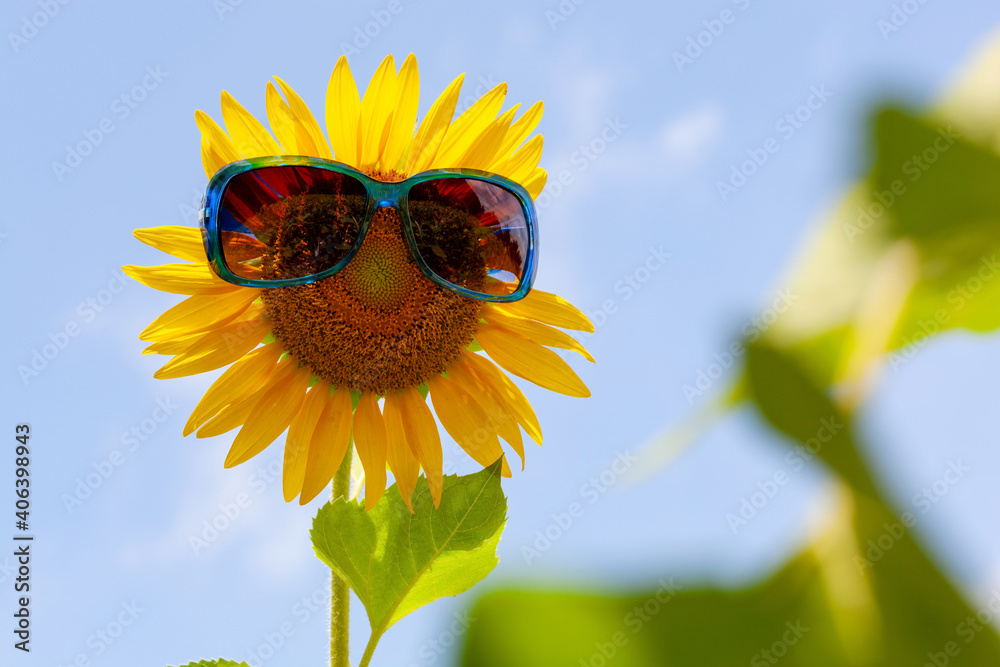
124, 54, 594, 509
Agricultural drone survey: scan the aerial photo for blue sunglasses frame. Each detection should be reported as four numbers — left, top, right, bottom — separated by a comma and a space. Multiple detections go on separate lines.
199, 156, 539, 303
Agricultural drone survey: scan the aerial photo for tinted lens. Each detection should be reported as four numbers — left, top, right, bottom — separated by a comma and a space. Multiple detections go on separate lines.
406, 178, 531, 296
218, 166, 368, 281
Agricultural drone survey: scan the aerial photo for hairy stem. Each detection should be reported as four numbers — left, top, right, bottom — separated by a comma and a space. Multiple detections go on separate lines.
330, 442, 354, 667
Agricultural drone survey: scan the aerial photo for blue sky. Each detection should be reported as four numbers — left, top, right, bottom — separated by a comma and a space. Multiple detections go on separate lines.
4, 1, 1000, 666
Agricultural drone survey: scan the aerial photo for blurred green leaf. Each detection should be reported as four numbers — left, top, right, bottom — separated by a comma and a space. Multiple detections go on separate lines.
893, 246, 1000, 338
742, 343, 1000, 666
635, 100, 1000, 480
873, 108, 1000, 239
463, 552, 855, 667
573, 31, 1000, 667
172, 661, 250, 667
461, 490, 1000, 667
463, 346, 1000, 665
311, 461, 506, 644
869, 108, 1000, 340
744, 340, 875, 495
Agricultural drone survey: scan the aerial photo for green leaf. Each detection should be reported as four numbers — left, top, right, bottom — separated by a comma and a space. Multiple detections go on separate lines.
873, 107, 1000, 240
592, 37, 1000, 667
460, 491, 1000, 667
462, 553, 853, 667
172, 660, 250, 667
744, 340, 876, 496
311, 460, 507, 643
870, 107, 1000, 338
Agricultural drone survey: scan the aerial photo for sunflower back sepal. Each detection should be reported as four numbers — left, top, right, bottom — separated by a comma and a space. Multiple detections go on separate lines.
170, 660, 250, 667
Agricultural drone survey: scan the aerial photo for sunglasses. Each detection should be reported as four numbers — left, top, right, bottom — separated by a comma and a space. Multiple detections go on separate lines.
198, 156, 538, 302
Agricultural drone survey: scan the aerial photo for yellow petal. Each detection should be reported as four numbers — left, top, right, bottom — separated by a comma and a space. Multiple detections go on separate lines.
123, 263, 236, 296
453, 107, 517, 171
461, 350, 542, 444
358, 55, 398, 170
196, 387, 265, 438
201, 136, 232, 178
197, 387, 265, 438
140, 288, 261, 342
524, 167, 547, 200
142, 330, 207, 356
326, 56, 362, 167
147, 302, 263, 357
483, 305, 594, 362
153, 312, 270, 380
384, 392, 420, 512
265, 81, 304, 154
398, 386, 443, 507
380, 53, 420, 171
499, 288, 595, 332
283, 380, 332, 502
133, 226, 205, 263
197, 356, 297, 438
220, 90, 281, 158
224, 363, 311, 467
300, 385, 353, 504
491, 101, 544, 167
194, 110, 242, 165
448, 358, 524, 470
144, 300, 261, 352
183, 342, 283, 436
428, 375, 511, 477
491, 134, 543, 185
405, 74, 464, 174
353, 392, 388, 510
432, 82, 507, 168
142, 302, 263, 354
477, 323, 590, 398
272, 76, 333, 159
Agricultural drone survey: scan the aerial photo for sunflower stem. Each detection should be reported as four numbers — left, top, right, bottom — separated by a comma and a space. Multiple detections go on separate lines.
330, 441, 354, 667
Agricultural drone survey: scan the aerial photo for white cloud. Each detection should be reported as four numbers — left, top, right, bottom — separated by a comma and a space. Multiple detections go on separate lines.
657, 103, 726, 168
